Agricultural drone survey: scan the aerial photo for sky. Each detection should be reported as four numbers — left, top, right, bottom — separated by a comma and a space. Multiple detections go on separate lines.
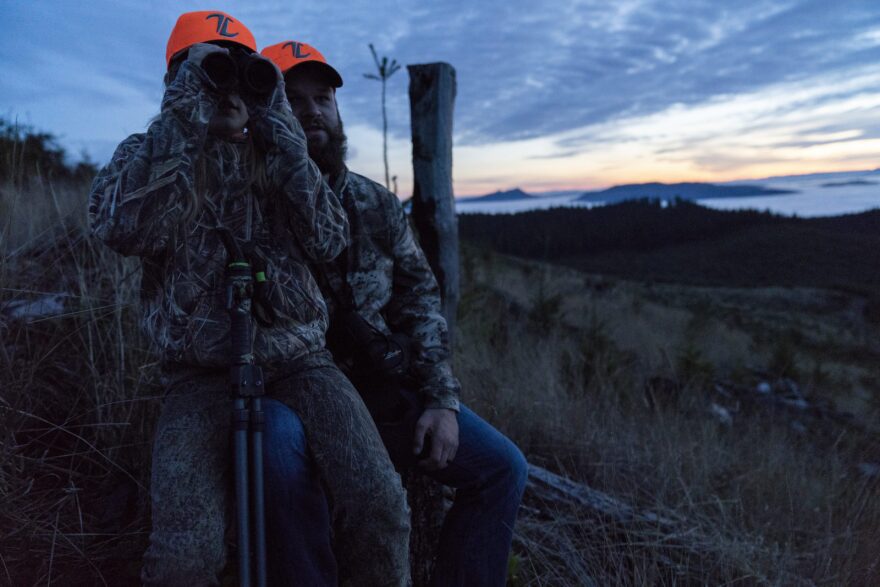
2, 0, 879, 197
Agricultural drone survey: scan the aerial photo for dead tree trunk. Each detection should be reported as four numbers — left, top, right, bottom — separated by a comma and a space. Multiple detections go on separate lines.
408, 62, 459, 340
404, 62, 458, 587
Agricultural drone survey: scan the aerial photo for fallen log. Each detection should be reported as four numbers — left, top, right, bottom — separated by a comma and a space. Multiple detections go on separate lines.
525, 464, 676, 527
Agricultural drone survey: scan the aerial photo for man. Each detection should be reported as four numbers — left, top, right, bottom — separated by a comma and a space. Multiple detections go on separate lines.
89, 13, 410, 585
262, 40, 529, 586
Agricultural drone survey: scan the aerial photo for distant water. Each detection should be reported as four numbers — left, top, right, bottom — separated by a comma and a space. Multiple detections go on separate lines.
455, 194, 596, 215
703, 173, 879, 217
456, 171, 880, 217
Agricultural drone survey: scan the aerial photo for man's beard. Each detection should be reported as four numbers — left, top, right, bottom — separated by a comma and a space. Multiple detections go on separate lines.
307, 119, 347, 178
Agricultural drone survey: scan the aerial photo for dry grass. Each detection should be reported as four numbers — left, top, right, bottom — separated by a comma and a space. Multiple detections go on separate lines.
1, 179, 879, 585
456, 246, 880, 585
1, 177, 161, 584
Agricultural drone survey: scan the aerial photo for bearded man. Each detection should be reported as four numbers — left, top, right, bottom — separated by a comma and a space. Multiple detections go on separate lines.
262, 40, 528, 587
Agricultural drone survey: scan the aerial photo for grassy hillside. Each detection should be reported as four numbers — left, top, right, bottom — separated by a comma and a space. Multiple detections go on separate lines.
457, 246, 879, 584
1, 135, 878, 583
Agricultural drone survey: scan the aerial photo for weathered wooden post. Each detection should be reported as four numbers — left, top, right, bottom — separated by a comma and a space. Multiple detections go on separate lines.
404, 62, 458, 586
408, 62, 459, 339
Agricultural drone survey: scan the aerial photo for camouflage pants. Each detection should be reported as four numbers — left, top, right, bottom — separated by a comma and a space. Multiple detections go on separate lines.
141, 351, 411, 586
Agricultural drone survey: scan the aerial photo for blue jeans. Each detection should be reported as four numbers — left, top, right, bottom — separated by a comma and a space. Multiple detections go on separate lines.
263, 399, 528, 586
262, 399, 337, 586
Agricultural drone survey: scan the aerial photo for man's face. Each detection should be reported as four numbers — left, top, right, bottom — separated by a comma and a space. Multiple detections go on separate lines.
285, 73, 340, 149
285, 68, 347, 176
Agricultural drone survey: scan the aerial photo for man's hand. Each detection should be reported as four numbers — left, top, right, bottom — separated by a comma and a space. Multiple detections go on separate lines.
413, 408, 459, 470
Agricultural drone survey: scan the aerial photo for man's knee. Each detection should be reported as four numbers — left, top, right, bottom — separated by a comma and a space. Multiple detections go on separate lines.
507, 443, 529, 500
477, 433, 528, 501
459, 407, 528, 500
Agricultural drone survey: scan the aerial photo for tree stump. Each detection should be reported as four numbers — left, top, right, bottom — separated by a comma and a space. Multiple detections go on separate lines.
402, 470, 451, 585
405, 62, 459, 586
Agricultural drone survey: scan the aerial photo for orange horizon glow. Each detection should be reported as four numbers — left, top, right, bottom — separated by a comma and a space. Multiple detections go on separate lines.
346, 63, 880, 199
453, 161, 880, 197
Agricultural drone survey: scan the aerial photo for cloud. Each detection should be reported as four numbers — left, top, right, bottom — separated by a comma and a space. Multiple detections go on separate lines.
2, 0, 879, 191
355, 0, 880, 147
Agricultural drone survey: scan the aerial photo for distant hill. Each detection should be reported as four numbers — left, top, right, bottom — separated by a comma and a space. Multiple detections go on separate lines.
820, 180, 878, 188
457, 169, 879, 215
459, 188, 534, 203
577, 182, 795, 203
459, 199, 880, 291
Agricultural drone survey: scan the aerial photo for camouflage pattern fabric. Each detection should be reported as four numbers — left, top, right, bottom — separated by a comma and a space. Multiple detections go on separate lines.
142, 352, 411, 586
89, 59, 348, 367
89, 61, 411, 584
317, 170, 461, 411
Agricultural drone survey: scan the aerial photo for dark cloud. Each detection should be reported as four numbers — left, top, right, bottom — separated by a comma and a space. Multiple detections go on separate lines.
2, 0, 879, 165
349, 0, 880, 146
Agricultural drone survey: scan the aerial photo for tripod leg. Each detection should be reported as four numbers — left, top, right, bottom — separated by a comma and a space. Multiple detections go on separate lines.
251, 397, 268, 587
234, 397, 252, 587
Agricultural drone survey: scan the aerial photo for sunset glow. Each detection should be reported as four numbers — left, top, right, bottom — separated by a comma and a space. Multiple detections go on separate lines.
3, 1, 879, 198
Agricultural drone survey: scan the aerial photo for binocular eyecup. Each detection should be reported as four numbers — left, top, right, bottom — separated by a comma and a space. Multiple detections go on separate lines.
201, 52, 277, 97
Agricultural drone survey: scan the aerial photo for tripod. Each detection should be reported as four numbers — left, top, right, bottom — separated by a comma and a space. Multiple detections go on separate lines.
221, 228, 268, 587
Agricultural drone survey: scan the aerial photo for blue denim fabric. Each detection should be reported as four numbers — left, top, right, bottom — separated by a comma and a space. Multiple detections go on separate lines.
372, 402, 528, 585
264, 401, 527, 586
262, 398, 337, 586
419, 406, 528, 587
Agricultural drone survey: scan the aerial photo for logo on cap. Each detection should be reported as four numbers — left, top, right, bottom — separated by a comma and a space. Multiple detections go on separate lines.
206, 13, 239, 38
283, 41, 312, 59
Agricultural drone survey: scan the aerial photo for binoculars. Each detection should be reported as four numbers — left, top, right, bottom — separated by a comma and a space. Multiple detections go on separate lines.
201, 51, 277, 96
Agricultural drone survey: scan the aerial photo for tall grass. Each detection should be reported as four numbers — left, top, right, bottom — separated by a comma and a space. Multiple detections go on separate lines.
1, 167, 878, 584
1, 173, 161, 584
456, 247, 880, 585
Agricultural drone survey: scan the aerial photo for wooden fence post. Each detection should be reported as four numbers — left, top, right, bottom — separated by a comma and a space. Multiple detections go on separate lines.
404, 62, 458, 586
407, 62, 459, 340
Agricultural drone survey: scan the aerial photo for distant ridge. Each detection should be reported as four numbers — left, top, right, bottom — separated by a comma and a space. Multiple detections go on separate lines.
459, 188, 534, 203
456, 168, 878, 214
577, 182, 796, 203
820, 180, 878, 188
459, 200, 880, 290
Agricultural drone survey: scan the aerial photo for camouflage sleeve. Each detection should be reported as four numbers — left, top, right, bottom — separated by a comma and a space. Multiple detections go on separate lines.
384, 195, 461, 411
88, 61, 215, 258
249, 78, 348, 262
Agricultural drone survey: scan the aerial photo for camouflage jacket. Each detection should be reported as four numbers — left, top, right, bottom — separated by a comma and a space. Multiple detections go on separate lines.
314, 169, 461, 411
89, 60, 348, 368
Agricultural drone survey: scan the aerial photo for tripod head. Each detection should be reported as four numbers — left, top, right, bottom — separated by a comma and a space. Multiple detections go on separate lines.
215, 226, 269, 587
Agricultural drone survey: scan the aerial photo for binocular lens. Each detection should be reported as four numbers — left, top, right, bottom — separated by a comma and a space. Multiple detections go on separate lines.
199, 51, 277, 97
243, 58, 277, 97
200, 52, 238, 91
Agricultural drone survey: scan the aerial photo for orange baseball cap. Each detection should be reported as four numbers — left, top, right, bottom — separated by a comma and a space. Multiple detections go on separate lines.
165, 11, 257, 66
261, 41, 343, 87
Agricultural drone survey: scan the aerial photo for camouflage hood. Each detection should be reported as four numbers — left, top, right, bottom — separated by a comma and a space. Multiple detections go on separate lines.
89, 60, 348, 368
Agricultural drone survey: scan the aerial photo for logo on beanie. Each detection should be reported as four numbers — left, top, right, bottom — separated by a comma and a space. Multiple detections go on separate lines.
283, 42, 312, 59
206, 13, 239, 38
